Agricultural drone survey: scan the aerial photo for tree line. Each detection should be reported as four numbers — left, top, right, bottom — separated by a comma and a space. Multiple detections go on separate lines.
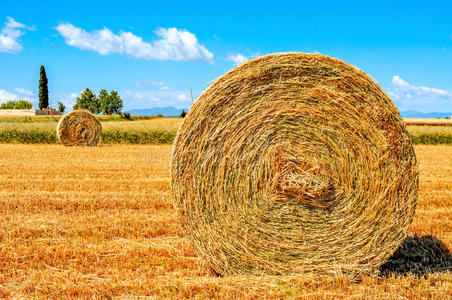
1, 65, 123, 115
73, 88, 123, 115
0, 100, 33, 109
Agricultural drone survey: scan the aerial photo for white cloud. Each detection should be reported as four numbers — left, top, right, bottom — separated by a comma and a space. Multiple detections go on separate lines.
392, 76, 410, 89
14, 87, 33, 96
61, 93, 79, 109
0, 89, 19, 101
1, 88, 73, 110
1, 88, 37, 108
390, 75, 452, 103
0, 17, 34, 54
45, 92, 80, 112
55, 23, 214, 63
123, 89, 194, 109
226, 53, 248, 65
177, 93, 190, 102
136, 79, 170, 90
5, 17, 34, 30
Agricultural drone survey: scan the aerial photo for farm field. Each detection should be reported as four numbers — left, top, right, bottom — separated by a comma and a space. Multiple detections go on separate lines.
2, 116, 452, 145
408, 126, 452, 144
0, 144, 451, 298
405, 118, 452, 126
0, 116, 182, 144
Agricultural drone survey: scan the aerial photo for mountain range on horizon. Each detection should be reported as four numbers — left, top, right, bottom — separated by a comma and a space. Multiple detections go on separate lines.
127, 107, 452, 118
126, 107, 189, 117
400, 110, 452, 119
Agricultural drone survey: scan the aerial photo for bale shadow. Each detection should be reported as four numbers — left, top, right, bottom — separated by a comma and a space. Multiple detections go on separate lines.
379, 234, 452, 277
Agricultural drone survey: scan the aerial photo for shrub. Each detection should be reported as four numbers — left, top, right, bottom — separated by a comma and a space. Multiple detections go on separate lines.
0, 100, 33, 109
121, 112, 131, 120
58, 101, 66, 113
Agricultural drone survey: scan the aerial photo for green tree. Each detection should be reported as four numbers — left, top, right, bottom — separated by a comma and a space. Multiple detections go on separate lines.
38, 65, 49, 110
0, 100, 33, 109
0, 101, 16, 109
179, 109, 187, 118
58, 101, 66, 113
15, 100, 33, 109
98, 89, 123, 115
73, 88, 100, 113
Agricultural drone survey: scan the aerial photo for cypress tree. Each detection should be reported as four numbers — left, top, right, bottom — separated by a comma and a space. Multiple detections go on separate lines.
38, 65, 49, 110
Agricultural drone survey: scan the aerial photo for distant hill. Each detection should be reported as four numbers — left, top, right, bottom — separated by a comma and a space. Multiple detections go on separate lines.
401, 111, 452, 119
126, 106, 189, 117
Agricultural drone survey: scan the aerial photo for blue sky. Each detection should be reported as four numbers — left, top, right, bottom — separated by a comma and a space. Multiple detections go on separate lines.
1, 0, 451, 112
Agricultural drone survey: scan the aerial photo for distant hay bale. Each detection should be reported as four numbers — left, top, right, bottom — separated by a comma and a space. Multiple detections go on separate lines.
57, 110, 102, 146
171, 52, 419, 276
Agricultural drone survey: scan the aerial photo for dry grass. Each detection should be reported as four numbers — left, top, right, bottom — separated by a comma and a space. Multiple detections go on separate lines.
407, 125, 452, 135
0, 144, 450, 298
105, 118, 182, 132
405, 118, 452, 126
3, 116, 452, 145
0, 117, 182, 133
0, 117, 182, 144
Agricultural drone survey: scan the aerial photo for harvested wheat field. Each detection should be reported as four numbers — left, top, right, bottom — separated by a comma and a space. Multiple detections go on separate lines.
405, 118, 452, 126
0, 144, 451, 298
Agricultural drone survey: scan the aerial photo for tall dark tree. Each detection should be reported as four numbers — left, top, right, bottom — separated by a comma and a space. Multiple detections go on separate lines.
38, 65, 49, 110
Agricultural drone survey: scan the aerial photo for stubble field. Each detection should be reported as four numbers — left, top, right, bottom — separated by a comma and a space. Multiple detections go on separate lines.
0, 144, 451, 298
2, 116, 452, 145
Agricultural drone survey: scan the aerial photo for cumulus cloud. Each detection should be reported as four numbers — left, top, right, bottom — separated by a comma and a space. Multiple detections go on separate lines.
57, 92, 79, 109
0, 88, 38, 108
123, 90, 194, 109
226, 53, 248, 65
0, 17, 34, 54
177, 93, 190, 102
42, 92, 80, 112
0, 89, 19, 101
55, 23, 214, 63
14, 87, 33, 96
389, 75, 452, 102
136, 79, 170, 90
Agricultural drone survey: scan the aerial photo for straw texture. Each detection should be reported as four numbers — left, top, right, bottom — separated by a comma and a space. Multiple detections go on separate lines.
57, 110, 102, 146
171, 52, 418, 276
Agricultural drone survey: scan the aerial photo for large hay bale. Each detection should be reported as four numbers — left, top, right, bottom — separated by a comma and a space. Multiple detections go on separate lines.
171, 53, 418, 276
57, 110, 102, 146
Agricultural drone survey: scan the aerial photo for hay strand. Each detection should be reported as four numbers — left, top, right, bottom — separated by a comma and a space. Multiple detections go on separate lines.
57, 110, 102, 146
171, 53, 418, 276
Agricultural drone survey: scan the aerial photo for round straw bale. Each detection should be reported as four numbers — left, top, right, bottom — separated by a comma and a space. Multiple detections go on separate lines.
171, 53, 418, 276
57, 110, 102, 146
